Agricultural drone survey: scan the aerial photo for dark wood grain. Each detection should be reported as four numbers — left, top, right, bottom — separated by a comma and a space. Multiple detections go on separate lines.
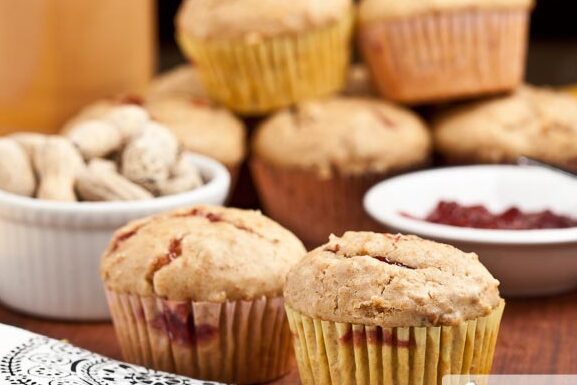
1, 291, 576, 383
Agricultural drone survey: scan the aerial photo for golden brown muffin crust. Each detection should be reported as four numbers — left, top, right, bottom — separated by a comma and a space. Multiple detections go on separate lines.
253, 97, 432, 178
434, 86, 577, 168
285, 232, 502, 327
101, 205, 306, 302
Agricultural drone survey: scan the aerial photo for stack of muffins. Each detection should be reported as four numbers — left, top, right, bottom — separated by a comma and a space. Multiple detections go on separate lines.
172, 0, 559, 249
18, 1, 577, 384
64, 0, 577, 248
65, 3, 577, 381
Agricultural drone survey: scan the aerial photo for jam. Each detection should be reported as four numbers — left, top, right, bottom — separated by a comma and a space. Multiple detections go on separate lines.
149, 303, 218, 346
340, 328, 414, 348
411, 201, 577, 230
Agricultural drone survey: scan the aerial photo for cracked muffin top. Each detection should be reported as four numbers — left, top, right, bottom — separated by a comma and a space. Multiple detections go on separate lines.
284, 232, 501, 327
434, 86, 577, 170
101, 205, 306, 302
253, 97, 431, 178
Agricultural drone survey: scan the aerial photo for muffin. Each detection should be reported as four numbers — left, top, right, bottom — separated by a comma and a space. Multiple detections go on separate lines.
145, 97, 247, 184
285, 232, 505, 385
434, 85, 577, 171
146, 65, 208, 102
176, 0, 354, 115
101, 205, 306, 384
358, 0, 533, 104
251, 97, 432, 247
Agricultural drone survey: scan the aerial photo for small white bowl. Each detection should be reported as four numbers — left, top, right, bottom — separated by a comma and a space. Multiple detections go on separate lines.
0, 153, 230, 320
364, 165, 577, 297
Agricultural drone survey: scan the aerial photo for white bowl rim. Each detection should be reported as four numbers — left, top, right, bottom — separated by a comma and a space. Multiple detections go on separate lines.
364, 165, 577, 246
0, 152, 230, 215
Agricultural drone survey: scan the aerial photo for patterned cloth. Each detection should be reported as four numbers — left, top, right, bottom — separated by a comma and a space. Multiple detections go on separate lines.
0, 324, 222, 385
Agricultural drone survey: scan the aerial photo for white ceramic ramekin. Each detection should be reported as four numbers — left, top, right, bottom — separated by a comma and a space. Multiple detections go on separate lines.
0, 153, 230, 321
364, 165, 577, 297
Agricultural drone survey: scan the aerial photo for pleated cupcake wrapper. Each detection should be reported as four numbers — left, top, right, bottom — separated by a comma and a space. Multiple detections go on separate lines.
177, 13, 354, 115
360, 9, 529, 104
286, 301, 505, 385
251, 159, 411, 248
106, 291, 293, 384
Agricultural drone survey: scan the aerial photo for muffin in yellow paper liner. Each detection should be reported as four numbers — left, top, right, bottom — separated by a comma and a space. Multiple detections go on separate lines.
359, 7, 531, 104
107, 291, 293, 384
177, 13, 354, 115
284, 232, 505, 385
101, 205, 306, 384
286, 302, 504, 385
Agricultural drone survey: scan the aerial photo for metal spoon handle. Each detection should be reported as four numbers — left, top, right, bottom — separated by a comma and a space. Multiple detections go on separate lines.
517, 156, 577, 178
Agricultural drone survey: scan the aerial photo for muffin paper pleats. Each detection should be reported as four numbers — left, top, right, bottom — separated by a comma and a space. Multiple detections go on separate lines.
177, 13, 354, 115
286, 301, 505, 385
106, 291, 293, 384
360, 10, 529, 104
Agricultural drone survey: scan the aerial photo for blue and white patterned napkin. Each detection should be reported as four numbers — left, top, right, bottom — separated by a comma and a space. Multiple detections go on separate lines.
0, 323, 222, 385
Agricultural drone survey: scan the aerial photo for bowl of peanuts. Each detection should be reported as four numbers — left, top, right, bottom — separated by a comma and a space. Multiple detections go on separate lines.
0, 105, 230, 320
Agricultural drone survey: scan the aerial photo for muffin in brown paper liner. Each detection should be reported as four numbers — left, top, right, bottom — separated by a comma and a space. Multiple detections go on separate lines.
251, 159, 386, 248
107, 291, 293, 384
250, 97, 432, 248
285, 301, 505, 385
359, 9, 530, 104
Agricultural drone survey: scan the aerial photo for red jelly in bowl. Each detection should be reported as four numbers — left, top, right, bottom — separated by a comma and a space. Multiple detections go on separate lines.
411, 201, 577, 230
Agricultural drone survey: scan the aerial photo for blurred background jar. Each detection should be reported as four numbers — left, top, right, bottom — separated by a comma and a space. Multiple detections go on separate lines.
0, 0, 155, 134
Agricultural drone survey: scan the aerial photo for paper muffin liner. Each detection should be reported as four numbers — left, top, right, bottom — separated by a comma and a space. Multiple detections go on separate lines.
359, 9, 529, 104
251, 159, 413, 248
286, 301, 505, 385
106, 290, 293, 384
177, 13, 354, 115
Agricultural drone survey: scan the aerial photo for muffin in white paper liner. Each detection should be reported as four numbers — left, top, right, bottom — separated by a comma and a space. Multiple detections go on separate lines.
107, 291, 293, 384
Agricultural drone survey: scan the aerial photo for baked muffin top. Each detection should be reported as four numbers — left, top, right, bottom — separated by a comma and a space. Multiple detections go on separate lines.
434, 86, 577, 169
285, 232, 502, 327
177, 0, 352, 39
145, 97, 246, 167
101, 205, 306, 302
146, 65, 208, 102
360, 0, 533, 22
253, 97, 431, 178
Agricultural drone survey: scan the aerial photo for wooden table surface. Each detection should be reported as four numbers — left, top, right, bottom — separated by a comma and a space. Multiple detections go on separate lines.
1, 291, 576, 383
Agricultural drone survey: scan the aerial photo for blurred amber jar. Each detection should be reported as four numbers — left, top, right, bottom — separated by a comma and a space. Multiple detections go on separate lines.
0, 0, 155, 134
